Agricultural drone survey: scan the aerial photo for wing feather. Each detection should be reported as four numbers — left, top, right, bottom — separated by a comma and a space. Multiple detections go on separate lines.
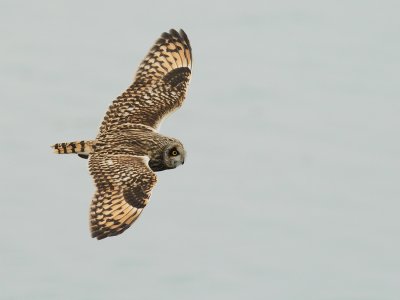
98, 29, 192, 134
89, 154, 157, 240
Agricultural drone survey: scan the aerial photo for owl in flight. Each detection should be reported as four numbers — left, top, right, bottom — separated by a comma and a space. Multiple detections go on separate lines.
52, 29, 192, 240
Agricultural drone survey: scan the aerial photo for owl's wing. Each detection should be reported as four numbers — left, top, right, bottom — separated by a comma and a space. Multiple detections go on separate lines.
89, 154, 157, 240
98, 29, 192, 134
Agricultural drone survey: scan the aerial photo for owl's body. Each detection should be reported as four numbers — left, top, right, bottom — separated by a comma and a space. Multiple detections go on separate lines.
94, 127, 185, 171
52, 29, 192, 240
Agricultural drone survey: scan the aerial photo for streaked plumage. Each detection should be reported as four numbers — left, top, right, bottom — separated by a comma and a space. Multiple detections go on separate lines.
52, 29, 192, 239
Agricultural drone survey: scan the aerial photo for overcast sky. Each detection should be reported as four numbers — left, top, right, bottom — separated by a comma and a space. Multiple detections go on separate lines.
1, 1, 399, 299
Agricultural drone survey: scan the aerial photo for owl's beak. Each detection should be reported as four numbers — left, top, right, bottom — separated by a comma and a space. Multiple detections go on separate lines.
182, 160, 185, 165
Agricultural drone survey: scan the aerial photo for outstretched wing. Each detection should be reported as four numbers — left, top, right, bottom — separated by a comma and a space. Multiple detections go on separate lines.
89, 154, 157, 240
98, 29, 192, 134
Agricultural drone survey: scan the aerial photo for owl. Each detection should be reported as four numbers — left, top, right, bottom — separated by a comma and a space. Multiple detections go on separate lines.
52, 29, 192, 240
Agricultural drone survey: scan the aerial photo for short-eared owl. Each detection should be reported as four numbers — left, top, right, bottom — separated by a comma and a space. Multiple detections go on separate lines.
52, 29, 192, 240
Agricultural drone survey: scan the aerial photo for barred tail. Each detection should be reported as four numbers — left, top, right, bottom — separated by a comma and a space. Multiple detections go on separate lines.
52, 140, 95, 158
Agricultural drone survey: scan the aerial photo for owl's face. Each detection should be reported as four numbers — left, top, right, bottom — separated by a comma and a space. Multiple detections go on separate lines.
163, 143, 186, 169
148, 141, 186, 172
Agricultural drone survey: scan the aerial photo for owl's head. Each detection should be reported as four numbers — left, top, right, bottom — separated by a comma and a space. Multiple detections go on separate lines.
148, 141, 186, 172
162, 142, 186, 169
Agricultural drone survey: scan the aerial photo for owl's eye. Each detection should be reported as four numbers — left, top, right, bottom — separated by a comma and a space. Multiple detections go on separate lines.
170, 149, 179, 156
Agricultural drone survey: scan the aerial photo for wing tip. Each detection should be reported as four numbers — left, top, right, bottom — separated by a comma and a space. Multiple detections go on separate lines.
163, 28, 191, 51
90, 227, 117, 240
178, 29, 191, 50
156, 28, 191, 52
169, 28, 180, 38
91, 226, 130, 240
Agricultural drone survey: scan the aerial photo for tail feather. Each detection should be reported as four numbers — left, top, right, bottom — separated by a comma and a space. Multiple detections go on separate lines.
52, 140, 95, 156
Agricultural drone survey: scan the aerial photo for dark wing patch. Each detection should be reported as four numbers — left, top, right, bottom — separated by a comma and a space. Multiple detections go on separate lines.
163, 67, 192, 89
89, 154, 157, 240
98, 29, 192, 134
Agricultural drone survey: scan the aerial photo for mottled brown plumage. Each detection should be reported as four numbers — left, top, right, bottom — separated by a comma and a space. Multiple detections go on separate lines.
99, 28, 192, 133
52, 29, 192, 239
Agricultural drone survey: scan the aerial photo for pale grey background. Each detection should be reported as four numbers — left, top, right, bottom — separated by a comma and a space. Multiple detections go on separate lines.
1, 0, 399, 299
